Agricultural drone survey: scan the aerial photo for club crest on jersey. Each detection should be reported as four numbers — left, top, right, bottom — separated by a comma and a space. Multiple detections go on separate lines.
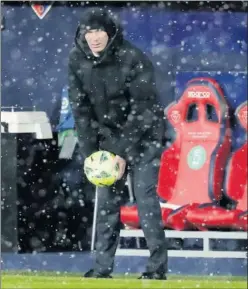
31, 2, 53, 19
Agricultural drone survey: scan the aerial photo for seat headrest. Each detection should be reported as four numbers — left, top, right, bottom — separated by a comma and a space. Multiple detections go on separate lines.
166, 77, 228, 128
236, 101, 247, 131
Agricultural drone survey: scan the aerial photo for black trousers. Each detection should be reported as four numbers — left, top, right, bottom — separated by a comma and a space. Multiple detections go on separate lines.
93, 150, 168, 275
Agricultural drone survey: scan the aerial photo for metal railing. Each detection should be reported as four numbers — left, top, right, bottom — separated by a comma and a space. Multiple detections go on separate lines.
117, 229, 247, 259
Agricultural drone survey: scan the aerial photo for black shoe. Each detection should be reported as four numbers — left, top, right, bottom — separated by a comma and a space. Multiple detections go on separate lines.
138, 272, 167, 280
84, 269, 112, 279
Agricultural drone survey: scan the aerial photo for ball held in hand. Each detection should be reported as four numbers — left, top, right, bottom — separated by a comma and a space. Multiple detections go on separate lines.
84, 151, 119, 187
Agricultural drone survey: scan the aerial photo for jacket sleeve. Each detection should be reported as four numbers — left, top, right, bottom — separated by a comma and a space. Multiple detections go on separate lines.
68, 63, 98, 159
105, 58, 162, 160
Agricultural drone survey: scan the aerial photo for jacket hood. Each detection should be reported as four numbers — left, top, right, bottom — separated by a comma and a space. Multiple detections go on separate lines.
74, 8, 123, 63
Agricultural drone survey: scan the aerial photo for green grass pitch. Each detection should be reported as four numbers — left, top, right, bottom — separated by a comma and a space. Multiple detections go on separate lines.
1, 271, 247, 288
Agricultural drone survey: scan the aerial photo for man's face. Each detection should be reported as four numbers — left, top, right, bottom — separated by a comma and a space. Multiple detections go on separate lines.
85, 29, 109, 54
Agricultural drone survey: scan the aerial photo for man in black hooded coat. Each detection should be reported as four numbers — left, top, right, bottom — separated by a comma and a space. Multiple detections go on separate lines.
68, 7, 168, 279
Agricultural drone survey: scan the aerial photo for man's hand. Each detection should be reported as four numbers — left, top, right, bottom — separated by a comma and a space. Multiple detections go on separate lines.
113, 155, 126, 180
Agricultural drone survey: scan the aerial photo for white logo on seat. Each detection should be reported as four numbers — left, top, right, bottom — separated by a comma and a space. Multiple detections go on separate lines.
241, 110, 247, 123
188, 91, 210, 99
187, 145, 207, 170
170, 110, 181, 123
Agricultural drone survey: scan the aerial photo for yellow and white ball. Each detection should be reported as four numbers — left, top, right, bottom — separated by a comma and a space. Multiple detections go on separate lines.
84, 151, 119, 187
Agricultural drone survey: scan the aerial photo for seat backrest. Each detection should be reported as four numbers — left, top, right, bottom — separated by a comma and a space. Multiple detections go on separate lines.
224, 101, 247, 211
157, 77, 231, 205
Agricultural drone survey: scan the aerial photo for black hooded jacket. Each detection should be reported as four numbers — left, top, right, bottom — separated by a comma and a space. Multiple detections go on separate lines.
68, 8, 165, 163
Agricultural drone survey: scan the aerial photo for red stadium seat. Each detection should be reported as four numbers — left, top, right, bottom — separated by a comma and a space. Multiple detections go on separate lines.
225, 101, 247, 214
121, 78, 231, 230
157, 77, 231, 230
187, 101, 247, 231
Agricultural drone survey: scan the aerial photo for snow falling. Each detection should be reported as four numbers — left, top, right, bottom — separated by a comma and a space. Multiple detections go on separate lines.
1, 1, 247, 285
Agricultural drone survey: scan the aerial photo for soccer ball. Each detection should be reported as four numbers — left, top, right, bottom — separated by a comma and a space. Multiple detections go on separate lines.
84, 151, 119, 187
